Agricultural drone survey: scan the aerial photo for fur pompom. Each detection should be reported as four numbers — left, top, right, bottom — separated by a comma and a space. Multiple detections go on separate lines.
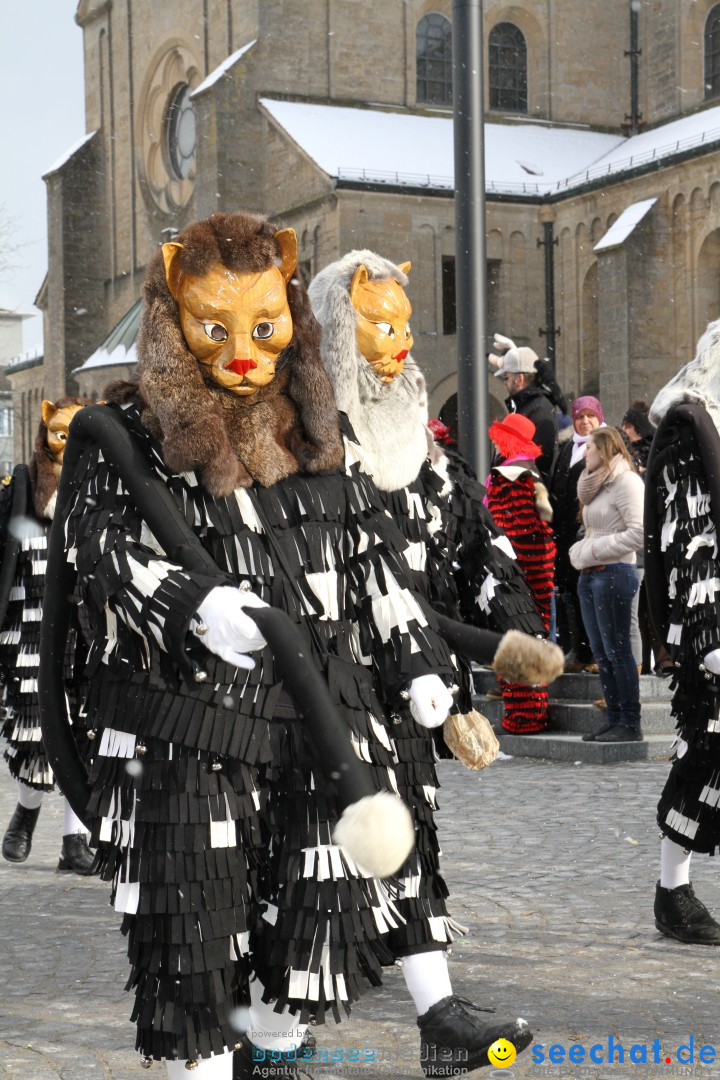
534, 480, 553, 522
333, 791, 415, 878
492, 630, 564, 686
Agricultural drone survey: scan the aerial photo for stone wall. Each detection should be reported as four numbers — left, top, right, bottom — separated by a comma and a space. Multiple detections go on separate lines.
44, 133, 107, 399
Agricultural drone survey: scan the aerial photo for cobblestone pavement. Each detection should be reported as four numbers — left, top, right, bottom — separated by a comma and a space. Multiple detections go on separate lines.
2, 751, 719, 1080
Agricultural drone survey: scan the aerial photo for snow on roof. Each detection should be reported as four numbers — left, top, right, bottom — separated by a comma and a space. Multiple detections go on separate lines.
74, 340, 138, 375
74, 299, 141, 374
259, 99, 623, 194
260, 98, 720, 197
594, 197, 658, 252
191, 39, 257, 97
43, 130, 97, 178
5, 345, 43, 373
572, 102, 720, 188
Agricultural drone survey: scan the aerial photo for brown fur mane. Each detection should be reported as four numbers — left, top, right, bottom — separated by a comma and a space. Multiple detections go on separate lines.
28, 395, 92, 518
130, 211, 343, 495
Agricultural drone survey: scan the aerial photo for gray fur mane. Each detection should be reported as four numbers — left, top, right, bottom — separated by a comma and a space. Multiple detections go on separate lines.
651, 318, 720, 434
308, 249, 435, 491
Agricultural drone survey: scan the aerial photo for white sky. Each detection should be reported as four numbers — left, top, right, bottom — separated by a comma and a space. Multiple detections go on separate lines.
0, 2, 85, 351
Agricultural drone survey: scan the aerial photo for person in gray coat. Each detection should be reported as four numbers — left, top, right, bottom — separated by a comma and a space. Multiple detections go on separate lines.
570, 427, 645, 743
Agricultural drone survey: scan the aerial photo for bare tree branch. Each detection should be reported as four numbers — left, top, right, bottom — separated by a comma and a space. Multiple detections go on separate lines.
0, 208, 27, 284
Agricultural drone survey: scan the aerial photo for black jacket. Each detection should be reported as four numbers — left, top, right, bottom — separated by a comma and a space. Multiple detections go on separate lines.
505, 385, 558, 481
549, 439, 584, 591
627, 433, 653, 473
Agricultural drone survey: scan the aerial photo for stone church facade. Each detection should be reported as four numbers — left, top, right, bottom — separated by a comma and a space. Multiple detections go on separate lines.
14, 0, 720, 460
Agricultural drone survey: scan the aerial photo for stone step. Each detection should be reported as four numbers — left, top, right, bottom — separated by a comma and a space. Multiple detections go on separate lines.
494, 731, 674, 764
549, 701, 675, 736
473, 695, 675, 735
473, 665, 674, 702
475, 697, 505, 724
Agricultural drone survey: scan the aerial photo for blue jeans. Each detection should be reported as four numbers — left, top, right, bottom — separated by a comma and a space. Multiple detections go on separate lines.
577, 564, 641, 729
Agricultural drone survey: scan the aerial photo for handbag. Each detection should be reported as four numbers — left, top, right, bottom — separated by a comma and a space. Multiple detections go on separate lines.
443, 709, 499, 770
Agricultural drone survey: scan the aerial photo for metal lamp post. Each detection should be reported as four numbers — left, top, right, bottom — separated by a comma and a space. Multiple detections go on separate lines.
452, 0, 487, 478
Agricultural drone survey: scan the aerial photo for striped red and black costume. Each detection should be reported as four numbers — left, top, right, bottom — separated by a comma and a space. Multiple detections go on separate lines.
485, 464, 555, 733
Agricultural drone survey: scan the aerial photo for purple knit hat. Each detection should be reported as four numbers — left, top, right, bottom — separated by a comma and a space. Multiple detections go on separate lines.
572, 395, 604, 424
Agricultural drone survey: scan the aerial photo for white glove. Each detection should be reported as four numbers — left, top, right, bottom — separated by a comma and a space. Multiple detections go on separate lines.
407, 674, 454, 729
492, 332, 516, 355
704, 648, 720, 675
194, 586, 268, 670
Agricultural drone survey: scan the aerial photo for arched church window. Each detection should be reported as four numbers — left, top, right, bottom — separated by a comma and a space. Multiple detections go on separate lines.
416, 13, 453, 106
166, 84, 197, 180
705, 5, 720, 99
489, 22, 528, 113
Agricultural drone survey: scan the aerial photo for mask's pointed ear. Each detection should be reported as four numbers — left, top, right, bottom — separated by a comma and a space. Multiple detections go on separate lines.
41, 400, 57, 428
397, 261, 411, 275
162, 242, 185, 299
275, 229, 297, 283
349, 265, 369, 305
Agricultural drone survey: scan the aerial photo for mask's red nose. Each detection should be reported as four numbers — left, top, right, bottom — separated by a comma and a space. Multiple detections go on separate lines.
393, 350, 409, 362
226, 358, 258, 376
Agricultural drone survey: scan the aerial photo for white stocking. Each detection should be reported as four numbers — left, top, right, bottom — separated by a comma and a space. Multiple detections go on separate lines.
64, 798, 89, 837
660, 836, 692, 889
249, 977, 307, 1051
402, 950, 453, 1016
17, 781, 44, 810
164, 1051, 233, 1078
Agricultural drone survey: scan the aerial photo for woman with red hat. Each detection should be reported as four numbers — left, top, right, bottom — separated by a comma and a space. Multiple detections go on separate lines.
485, 414, 556, 733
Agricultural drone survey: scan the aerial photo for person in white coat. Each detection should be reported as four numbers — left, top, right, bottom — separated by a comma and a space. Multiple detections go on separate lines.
570, 427, 645, 742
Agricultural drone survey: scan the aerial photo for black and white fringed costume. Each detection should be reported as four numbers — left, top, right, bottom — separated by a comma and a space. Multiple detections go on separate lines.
646, 319, 720, 855
0, 469, 56, 790
308, 251, 545, 960
56, 214, 457, 1066
1, 398, 97, 878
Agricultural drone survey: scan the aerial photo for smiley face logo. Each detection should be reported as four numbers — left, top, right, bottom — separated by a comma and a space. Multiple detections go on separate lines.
487, 1038, 517, 1068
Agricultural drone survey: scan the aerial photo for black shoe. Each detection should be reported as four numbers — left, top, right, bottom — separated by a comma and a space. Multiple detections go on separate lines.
418, 995, 532, 1076
654, 881, 720, 945
2, 803, 41, 863
594, 725, 643, 743
654, 663, 674, 678
233, 1036, 313, 1079
582, 724, 612, 742
57, 833, 99, 875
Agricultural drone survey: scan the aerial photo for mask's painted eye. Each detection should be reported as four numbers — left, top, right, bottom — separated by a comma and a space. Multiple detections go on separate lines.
204, 323, 228, 342
57, 432, 67, 441
405, 324, 411, 338
375, 322, 394, 337
253, 321, 274, 340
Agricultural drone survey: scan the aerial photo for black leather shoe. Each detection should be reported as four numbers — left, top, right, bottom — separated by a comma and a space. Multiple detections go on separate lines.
57, 833, 99, 875
418, 995, 532, 1076
582, 724, 612, 742
655, 881, 720, 945
595, 725, 643, 742
233, 1036, 313, 1079
2, 803, 41, 863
